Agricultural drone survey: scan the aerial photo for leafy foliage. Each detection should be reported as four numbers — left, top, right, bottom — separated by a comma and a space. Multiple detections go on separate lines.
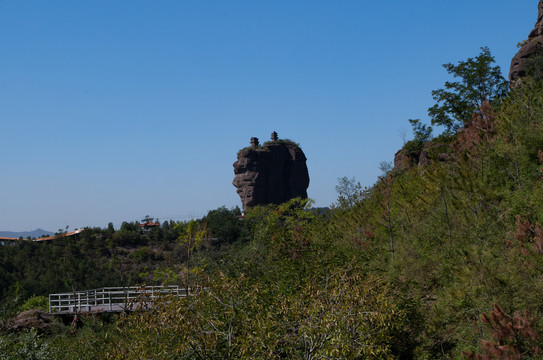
202, 206, 246, 245
403, 119, 433, 155
4, 47, 543, 359
0, 330, 52, 360
335, 176, 362, 208
19, 296, 48, 312
463, 304, 541, 359
429, 47, 508, 134
107, 267, 414, 359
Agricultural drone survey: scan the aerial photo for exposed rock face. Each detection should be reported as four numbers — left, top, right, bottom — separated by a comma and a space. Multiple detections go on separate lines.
510, 0, 543, 84
393, 142, 450, 172
418, 142, 450, 167
5, 309, 53, 333
233, 135, 309, 211
417, 148, 431, 167
393, 149, 416, 172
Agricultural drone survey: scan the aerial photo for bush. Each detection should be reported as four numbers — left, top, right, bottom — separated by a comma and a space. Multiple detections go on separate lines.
20, 296, 48, 312
131, 247, 159, 263
0, 330, 53, 360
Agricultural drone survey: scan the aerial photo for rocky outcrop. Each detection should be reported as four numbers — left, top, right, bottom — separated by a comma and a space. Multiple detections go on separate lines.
393, 141, 450, 172
418, 142, 450, 167
5, 309, 54, 333
233, 133, 309, 211
393, 149, 417, 172
510, 0, 543, 84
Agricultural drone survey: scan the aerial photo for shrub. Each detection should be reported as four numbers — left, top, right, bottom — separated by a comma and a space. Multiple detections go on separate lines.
20, 296, 48, 312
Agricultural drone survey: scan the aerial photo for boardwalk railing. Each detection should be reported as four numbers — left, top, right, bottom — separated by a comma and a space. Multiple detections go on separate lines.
49, 285, 187, 313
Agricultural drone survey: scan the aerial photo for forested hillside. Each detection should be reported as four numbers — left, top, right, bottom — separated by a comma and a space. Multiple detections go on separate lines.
3, 48, 543, 359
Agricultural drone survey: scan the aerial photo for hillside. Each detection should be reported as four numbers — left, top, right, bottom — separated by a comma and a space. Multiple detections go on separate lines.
2, 71, 543, 359
3, 7, 543, 360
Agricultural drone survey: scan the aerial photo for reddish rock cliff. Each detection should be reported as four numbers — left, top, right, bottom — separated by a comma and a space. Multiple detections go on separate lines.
233, 134, 309, 211
510, 0, 543, 84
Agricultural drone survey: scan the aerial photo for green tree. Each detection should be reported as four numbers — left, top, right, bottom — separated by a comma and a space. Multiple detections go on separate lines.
176, 220, 208, 293
106, 266, 416, 360
335, 176, 362, 208
19, 295, 48, 312
403, 119, 433, 156
203, 206, 245, 245
428, 47, 508, 134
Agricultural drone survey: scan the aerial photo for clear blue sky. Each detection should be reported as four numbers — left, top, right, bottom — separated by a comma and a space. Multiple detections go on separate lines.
0, 1, 537, 232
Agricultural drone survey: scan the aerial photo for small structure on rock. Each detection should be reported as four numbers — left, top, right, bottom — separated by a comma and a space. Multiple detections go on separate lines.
233, 132, 309, 211
510, 0, 543, 85
250, 137, 259, 148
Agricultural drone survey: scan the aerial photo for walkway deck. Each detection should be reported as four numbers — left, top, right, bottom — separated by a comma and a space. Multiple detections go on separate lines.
49, 285, 187, 314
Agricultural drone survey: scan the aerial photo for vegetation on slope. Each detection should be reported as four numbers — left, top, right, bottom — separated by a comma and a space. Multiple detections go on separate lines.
3, 49, 543, 359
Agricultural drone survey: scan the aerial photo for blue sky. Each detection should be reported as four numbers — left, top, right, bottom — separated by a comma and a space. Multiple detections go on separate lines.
0, 1, 538, 231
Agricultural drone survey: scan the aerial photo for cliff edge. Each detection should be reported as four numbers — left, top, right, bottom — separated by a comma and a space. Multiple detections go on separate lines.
510, 0, 543, 85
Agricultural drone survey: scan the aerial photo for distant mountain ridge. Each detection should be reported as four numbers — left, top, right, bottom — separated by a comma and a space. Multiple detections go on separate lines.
0, 228, 55, 239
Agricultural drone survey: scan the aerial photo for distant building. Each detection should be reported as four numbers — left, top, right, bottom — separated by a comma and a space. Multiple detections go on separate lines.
33, 229, 84, 242
139, 220, 160, 232
0, 237, 18, 246
0, 229, 84, 244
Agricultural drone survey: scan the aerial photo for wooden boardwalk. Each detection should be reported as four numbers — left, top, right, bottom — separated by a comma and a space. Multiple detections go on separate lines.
49, 285, 187, 314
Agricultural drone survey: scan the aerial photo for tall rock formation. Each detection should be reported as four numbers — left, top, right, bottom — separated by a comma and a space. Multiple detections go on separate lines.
233, 132, 309, 211
510, 0, 543, 84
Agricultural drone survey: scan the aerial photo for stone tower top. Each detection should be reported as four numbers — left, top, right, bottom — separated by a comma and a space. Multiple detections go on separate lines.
250, 137, 259, 148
